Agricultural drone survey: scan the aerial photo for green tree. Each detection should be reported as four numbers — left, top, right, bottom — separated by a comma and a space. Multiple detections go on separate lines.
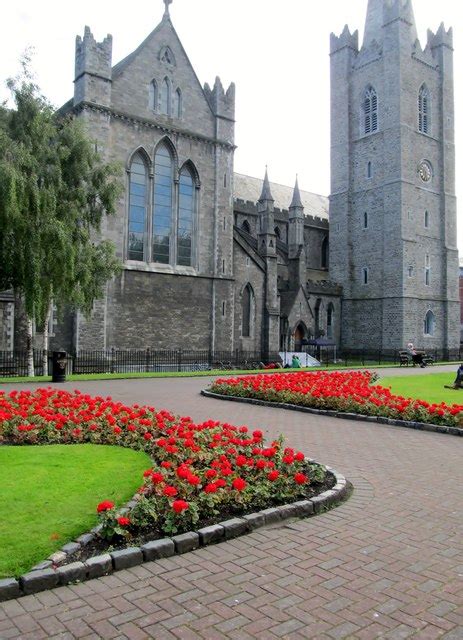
0, 60, 121, 375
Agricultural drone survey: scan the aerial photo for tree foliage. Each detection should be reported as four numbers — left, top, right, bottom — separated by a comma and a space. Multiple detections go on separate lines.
0, 59, 121, 330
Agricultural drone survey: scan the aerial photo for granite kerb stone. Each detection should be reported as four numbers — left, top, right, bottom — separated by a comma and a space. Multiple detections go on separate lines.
201, 389, 462, 437
1, 465, 349, 602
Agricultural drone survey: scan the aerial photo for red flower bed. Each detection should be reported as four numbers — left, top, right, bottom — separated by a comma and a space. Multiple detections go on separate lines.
209, 371, 463, 428
0, 388, 325, 537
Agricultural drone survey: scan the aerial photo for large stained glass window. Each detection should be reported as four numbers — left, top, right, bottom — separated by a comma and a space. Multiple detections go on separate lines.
128, 153, 147, 261
152, 144, 173, 264
177, 167, 194, 266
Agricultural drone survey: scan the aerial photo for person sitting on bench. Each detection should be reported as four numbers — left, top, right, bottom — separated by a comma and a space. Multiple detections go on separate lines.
406, 342, 425, 367
444, 364, 463, 389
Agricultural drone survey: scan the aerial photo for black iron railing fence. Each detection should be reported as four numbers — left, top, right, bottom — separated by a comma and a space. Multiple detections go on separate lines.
0, 347, 461, 378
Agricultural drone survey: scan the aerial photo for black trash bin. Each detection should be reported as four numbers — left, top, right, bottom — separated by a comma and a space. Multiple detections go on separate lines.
52, 351, 67, 383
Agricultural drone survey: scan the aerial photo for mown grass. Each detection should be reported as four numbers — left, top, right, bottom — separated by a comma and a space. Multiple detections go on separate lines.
0, 444, 150, 578
378, 372, 463, 405
1, 361, 455, 385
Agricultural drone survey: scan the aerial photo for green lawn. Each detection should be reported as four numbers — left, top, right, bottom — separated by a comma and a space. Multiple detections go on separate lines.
378, 372, 463, 405
0, 444, 150, 578
1, 362, 456, 385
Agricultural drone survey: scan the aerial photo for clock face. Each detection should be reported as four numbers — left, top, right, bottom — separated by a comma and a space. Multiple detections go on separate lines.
418, 161, 432, 183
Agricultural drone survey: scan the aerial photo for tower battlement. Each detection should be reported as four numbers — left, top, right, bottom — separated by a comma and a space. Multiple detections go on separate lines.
75, 26, 112, 82
330, 26, 359, 55
203, 76, 235, 121
74, 26, 112, 107
427, 23, 453, 51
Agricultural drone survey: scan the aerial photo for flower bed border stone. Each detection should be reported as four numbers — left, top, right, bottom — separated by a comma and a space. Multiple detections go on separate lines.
200, 390, 463, 436
0, 465, 350, 602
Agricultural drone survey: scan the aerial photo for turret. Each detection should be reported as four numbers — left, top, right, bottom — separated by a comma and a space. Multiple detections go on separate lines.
288, 177, 304, 260
203, 76, 235, 144
74, 26, 112, 107
257, 168, 276, 258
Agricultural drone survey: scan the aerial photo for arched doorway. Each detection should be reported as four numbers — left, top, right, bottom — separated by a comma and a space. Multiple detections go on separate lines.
294, 323, 305, 352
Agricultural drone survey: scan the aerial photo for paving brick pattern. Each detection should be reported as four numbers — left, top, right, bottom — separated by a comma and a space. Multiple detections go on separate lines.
1, 368, 463, 638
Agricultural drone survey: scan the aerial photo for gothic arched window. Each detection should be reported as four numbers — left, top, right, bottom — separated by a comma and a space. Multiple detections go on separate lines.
424, 310, 435, 336
177, 165, 195, 266
174, 88, 182, 118
274, 226, 281, 240
128, 152, 148, 261
160, 77, 171, 115
152, 143, 174, 263
418, 84, 430, 134
364, 87, 378, 135
327, 304, 334, 339
321, 237, 329, 269
149, 80, 157, 112
241, 220, 251, 234
242, 284, 254, 338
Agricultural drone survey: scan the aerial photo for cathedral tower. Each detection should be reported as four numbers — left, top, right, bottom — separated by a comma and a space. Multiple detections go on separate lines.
329, 0, 459, 352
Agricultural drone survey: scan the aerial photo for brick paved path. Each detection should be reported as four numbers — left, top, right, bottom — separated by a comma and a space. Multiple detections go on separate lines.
1, 368, 463, 639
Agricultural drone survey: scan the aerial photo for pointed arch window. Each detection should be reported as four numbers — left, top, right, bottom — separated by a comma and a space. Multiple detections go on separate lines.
242, 284, 254, 338
424, 310, 435, 336
160, 78, 171, 115
241, 220, 251, 234
274, 226, 281, 239
149, 80, 158, 112
174, 88, 182, 118
177, 166, 195, 266
152, 143, 174, 264
128, 153, 148, 261
419, 85, 430, 134
321, 237, 329, 269
364, 87, 378, 135
327, 304, 335, 340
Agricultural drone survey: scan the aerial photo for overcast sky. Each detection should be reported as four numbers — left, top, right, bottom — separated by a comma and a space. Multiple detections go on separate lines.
1, 0, 461, 249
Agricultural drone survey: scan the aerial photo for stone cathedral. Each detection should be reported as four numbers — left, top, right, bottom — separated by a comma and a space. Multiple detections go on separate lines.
0, 0, 459, 355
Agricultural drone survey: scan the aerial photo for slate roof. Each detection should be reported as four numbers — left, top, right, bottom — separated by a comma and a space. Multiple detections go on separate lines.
233, 173, 329, 220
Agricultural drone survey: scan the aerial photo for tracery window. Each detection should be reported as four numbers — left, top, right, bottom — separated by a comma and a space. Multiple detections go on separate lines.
128, 153, 148, 261
364, 87, 378, 135
418, 85, 430, 134
127, 141, 198, 267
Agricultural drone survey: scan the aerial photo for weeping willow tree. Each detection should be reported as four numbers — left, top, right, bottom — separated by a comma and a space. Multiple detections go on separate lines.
0, 61, 121, 375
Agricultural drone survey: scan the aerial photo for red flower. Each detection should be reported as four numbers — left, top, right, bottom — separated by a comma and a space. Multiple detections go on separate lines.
267, 470, 280, 481
163, 486, 178, 497
151, 472, 164, 484
204, 483, 218, 493
235, 455, 247, 467
295, 452, 305, 461
97, 500, 114, 513
232, 478, 247, 491
113, 426, 122, 434
144, 432, 152, 440
117, 517, 130, 526
294, 473, 308, 485
172, 499, 189, 514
